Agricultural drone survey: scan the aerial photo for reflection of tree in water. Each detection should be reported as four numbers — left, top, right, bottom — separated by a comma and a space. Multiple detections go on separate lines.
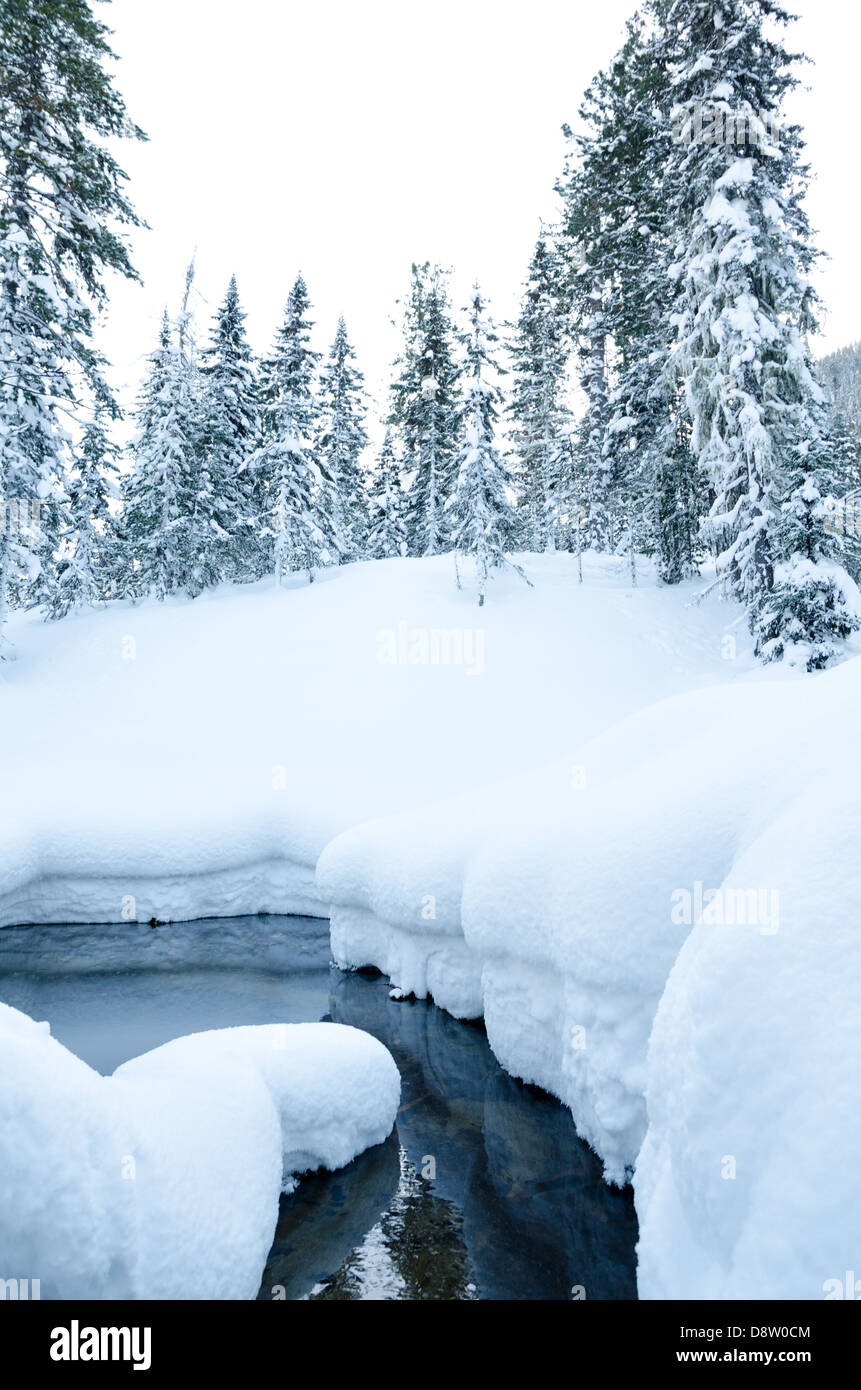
309, 1147, 477, 1301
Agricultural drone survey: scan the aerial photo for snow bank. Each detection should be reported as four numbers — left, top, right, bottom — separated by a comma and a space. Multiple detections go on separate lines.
318, 679, 786, 1181
635, 771, 861, 1299
320, 650, 861, 1248
0, 1005, 399, 1299
0, 552, 749, 928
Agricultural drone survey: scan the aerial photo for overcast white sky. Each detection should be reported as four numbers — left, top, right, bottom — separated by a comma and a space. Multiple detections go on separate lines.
98, 0, 861, 425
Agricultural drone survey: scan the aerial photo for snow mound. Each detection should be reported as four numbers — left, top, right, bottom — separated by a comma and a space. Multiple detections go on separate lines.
319, 645, 861, 1298
0, 1005, 400, 1299
318, 678, 792, 1182
635, 772, 861, 1299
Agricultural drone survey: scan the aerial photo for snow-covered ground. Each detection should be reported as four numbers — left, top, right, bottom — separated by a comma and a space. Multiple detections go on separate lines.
3, 551, 860, 1300
320, 643, 861, 1297
0, 1003, 399, 1299
0, 552, 750, 928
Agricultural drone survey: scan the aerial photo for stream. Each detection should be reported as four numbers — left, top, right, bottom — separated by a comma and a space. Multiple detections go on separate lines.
0, 913, 637, 1300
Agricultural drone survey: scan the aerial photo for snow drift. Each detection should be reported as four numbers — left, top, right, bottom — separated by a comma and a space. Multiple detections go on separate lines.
319, 652, 861, 1295
0, 1005, 400, 1299
635, 768, 861, 1300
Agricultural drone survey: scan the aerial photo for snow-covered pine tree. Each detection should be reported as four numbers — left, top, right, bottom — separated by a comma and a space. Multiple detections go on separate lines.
819, 341, 861, 489
448, 287, 525, 605
655, 0, 857, 664
122, 310, 199, 600
174, 260, 226, 599
199, 275, 260, 582
756, 421, 860, 669
817, 344, 861, 583
508, 237, 571, 553
391, 263, 461, 557
0, 0, 143, 651
365, 424, 406, 559
557, 67, 618, 558
318, 316, 369, 561
50, 410, 120, 614
558, 15, 705, 579
252, 274, 334, 583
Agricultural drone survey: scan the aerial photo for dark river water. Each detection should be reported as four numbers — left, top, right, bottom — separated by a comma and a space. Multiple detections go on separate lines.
0, 914, 638, 1300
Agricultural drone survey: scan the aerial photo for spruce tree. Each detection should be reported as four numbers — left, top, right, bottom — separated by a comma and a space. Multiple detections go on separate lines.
0, 0, 144, 651
318, 316, 368, 561
199, 275, 259, 582
252, 274, 334, 583
756, 418, 860, 668
509, 238, 570, 554
560, 200, 611, 551
448, 287, 525, 604
391, 263, 461, 557
51, 410, 120, 614
655, 0, 857, 662
122, 311, 199, 600
366, 424, 406, 559
123, 263, 225, 602
558, 16, 705, 578
820, 342, 861, 508
175, 260, 226, 598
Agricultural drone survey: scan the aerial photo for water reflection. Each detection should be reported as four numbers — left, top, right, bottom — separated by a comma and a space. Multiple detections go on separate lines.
298, 968, 638, 1301
0, 915, 637, 1300
0, 915, 333, 1074
262, 1142, 477, 1301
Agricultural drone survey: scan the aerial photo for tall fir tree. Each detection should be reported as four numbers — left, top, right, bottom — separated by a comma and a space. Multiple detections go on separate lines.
366, 424, 406, 559
122, 309, 200, 600
318, 315, 368, 561
557, 161, 611, 552
174, 259, 226, 598
252, 274, 335, 583
51, 409, 120, 614
558, 15, 705, 578
448, 287, 525, 604
391, 263, 461, 557
509, 237, 571, 554
654, 0, 857, 664
0, 0, 144, 651
199, 275, 259, 581
819, 341, 861, 511
755, 422, 860, 668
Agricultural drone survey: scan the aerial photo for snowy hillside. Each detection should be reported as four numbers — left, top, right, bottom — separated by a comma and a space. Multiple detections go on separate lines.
0, 552, 754, 928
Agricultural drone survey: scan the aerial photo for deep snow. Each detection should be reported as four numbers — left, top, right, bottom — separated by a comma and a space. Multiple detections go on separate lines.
1, 552, 754, 928
3, 550, 860, 1300
320, 654, 861, 1295
0, 1003, 399, 1299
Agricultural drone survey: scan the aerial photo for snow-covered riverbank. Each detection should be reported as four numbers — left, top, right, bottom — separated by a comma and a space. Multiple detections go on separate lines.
4, 552, 860, 1299
0, 1003, 400, 1299
320, 649, 861, 1298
